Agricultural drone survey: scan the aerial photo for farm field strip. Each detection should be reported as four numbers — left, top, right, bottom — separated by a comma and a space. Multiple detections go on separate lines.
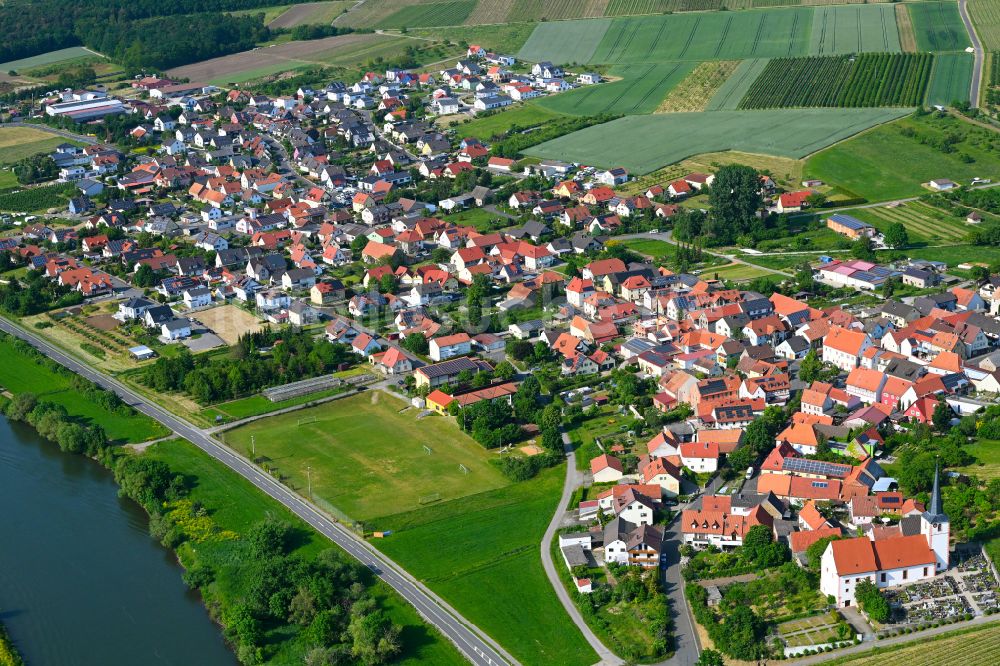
706, 58, 770, 109
375, 0, 476, 28
510, 0, 610, 21
970, 0, 1000, 52
809, 4, 901, 55
875, 202, 971, 240
266, 1, 353, 27
516, 18, 612, 65
0, 46, 100, 73
523, 107, 909, 173
738, 53, 931, 108
657, 60, 741, 112
909, 1, 972, 52
926, 53, 974, 105
464, 0, 516, 23
896, 3, 917, 52
827, 623, 1000, 666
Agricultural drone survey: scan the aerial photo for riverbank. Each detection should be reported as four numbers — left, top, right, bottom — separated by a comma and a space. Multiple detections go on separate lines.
0, 621, 24, 666
0, 332, 465, 665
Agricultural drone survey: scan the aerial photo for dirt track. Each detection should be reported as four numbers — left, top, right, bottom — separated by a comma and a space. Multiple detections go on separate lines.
165, 33, 382, 82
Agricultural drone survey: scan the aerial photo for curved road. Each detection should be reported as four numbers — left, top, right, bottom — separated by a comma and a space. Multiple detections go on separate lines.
959, 0, 984, 108
541, 435, 624, 665
0, 316, 514, 666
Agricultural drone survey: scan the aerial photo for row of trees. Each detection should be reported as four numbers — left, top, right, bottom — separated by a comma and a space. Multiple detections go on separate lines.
0, 269, 84, 317
142, 327, 354, 403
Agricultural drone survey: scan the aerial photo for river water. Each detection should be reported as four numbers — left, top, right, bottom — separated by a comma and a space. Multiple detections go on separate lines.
0, 416, 237, 665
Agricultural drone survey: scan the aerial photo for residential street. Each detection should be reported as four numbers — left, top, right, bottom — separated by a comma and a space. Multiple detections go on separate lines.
0, 316, 514, 666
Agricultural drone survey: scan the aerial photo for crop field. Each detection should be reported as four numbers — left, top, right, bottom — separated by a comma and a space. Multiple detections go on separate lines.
825, 623, 1000, 666
510, 0, 610, 21
224, 391, 510, 521
0, 127, 78, 164
657, 60, 741, 112
706, 58, 770, 109
738, 53, 931, 108
374, 468, 598, 666
605, 0, 678, 14
805, 113, 1000, 201
810, 4, 901, 54
909, 1, 971, 52
589, 9, 812, 63
926, 53, 973, 106
970, 0, 1000, 52
267, 1, 353, 27
524, 108, 908, 173
165, 32, 393, 83
0, 46, 98, 74
464, 0, 517, 23
702, 262, 774, 281
535, 62, 695, 116
375, 0, 476, 28
850, 201, 972, 243
517, 18, 613, 65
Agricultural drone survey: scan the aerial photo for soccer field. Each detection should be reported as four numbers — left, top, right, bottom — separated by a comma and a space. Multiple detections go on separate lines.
223, 391, 510, 521
524, 108, 909, 173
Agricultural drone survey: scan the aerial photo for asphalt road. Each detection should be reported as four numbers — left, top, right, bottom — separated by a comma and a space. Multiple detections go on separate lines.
0, 317, 513, 666
959, 0, 984, 108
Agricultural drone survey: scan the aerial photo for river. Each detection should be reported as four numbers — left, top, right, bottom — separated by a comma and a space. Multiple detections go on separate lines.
0, 416, 237, 665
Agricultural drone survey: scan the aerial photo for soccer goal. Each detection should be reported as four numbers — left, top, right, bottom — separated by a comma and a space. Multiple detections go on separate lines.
459, 464, 469, 475
423, 445, 433, 455
419, 493, 442, 505
297, 416, 318, 427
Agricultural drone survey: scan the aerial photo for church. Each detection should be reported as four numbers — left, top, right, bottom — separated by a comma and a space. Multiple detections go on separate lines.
820, 465, 950, 607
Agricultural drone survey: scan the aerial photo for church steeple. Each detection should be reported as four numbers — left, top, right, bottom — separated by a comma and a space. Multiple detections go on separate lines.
929, 461, 942, 516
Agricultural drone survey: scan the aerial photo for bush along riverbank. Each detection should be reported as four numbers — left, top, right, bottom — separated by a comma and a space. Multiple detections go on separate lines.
0, 334, 449, 665
0, 621, 25, 666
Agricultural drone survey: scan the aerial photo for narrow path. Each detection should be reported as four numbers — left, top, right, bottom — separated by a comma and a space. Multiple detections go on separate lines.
959, 0, 984, 107
540, 433, 624, 666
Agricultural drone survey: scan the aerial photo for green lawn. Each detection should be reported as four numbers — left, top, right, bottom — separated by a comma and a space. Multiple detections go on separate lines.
566, 404, 631, 471
615, 238, 675, 259
223, 391, 510, 521
198, 385, 352, 424
0, 335, 168, 443
0, 127, 82, 164
441, 206, 514, 231
909, 1, 972, 52
926, 53, 974, 106
459, 103, 569, 142
535, 62, 696, 116
375, 467, 598, 666
956, 440, 1000, 479
0, 169, 17, 189
0, 46, 98, 73
703, 262, 775, 281
525, 108, 909, 174
805, 113, 1000, 201
145, 438, 467, 666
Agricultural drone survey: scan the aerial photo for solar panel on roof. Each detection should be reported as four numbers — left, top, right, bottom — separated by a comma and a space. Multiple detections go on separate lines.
882, 496, 900, 503
811, 481, 828, 488
783, 457, 851, 478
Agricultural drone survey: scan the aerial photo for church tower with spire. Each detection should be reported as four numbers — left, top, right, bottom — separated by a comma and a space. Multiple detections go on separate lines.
920, 462, 950, 572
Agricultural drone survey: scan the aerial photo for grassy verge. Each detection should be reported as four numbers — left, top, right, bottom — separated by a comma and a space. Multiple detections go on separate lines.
0, 334, 168, 443
374, 466, 598, 666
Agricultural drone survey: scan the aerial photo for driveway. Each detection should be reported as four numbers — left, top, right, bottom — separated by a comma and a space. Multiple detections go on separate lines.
183, 331, 225, 352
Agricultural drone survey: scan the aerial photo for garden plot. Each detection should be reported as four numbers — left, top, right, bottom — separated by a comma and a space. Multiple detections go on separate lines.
191, 304, 265, 346
777, 612, 852, 649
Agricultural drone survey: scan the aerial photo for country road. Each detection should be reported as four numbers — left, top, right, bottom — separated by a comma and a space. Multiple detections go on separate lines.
0, 316, 514, 666
959, 0, 984, 108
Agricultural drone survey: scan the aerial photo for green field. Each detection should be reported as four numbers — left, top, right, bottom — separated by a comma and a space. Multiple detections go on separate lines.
535, 62, 695, 116
223, 391, 510, 521
926, 53, 974, 106
0, 46, 98, 73
805, 113, 1000, 201
0, 127, 80, 164
375, 1, 476, 28
517, 17, 613, 64
410, 22, 536, 54
909, 1, 972, 52
458, 103, 569, 141
374, 467, 598, 666
616, 238, 676, 258
706, 58, 770, 110
703, 262, 775, 281
809, 4, 901, 55
956, 440, 1000, 479
198, 386, 352, 423
145, 438, 467, 666
524, 107, 909, 173
970, 0, 1000, 52
0, 336, 168, 444
849, 201, 972, 244
820, 622, 1000, 666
